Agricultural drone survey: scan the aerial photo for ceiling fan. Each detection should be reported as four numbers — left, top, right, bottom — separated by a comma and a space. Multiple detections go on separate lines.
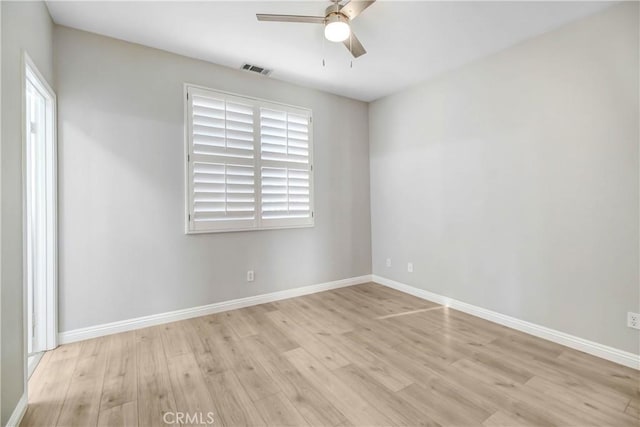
256, 0, 376, 58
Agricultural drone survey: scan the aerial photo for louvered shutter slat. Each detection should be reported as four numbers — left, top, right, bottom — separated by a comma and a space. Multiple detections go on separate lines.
287, 140, 308, 149
262, 143, 288, 154
193, 125, 225, 138
193, 134, 226, 147
261, 135, 287, 145
193, 116, 225, 128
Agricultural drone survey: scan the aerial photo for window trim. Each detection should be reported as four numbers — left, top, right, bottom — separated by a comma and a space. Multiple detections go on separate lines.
184, 83, 315, 234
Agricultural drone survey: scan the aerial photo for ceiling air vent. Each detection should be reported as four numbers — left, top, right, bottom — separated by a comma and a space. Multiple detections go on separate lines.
241, 63, 272, 76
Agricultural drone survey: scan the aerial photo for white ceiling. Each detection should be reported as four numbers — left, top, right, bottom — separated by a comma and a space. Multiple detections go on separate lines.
46, 1, 614, 102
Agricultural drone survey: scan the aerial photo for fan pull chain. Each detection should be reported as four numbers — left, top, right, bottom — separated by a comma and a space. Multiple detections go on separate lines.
350, 33, 353, 68
322, 31, 326, 67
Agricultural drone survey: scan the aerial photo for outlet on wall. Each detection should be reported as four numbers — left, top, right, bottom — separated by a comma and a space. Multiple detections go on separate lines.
628, 312, 640, 330
386, 258, 392, 267
407, 262, 413, 273
247, 270, 255, 282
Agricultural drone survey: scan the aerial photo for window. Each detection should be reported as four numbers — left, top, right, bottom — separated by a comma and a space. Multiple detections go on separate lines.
185, 85, 314, 233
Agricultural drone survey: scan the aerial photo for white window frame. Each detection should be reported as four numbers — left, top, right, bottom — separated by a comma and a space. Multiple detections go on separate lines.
184, 84, 314, 234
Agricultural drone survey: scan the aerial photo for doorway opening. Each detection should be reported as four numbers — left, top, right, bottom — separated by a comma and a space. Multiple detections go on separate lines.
24, 52, 57, 378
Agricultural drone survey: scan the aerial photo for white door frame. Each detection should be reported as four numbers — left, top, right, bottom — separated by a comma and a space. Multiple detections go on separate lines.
21, 50, 58, 368
0, 3, 3, 420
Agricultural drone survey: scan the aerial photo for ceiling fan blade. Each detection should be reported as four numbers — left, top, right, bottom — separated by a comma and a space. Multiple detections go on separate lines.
256, 14, 325, 24
343, 32, 366, 58
339, 1, 375, 20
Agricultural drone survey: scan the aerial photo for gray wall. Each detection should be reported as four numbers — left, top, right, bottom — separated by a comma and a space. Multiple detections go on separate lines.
54, 26, 371, 333
370, 3, 639, 355
1, 1, 54, 424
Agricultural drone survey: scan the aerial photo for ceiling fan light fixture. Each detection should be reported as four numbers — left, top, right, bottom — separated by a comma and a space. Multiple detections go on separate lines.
324, 14, 350, 42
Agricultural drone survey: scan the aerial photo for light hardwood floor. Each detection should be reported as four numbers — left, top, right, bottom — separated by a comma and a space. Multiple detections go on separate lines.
22, 283, 639, 427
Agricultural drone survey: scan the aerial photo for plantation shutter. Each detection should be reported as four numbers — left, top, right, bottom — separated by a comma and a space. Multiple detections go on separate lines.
260, 108, 313, 227
186, 85, 313, 233
187, 88, 257, 231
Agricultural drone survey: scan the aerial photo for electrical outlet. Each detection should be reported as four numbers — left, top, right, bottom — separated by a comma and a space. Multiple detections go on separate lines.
628, 312, 640, 330
386, 258, 392, 268
247, 270, 255, 282
407, 262, 413, 273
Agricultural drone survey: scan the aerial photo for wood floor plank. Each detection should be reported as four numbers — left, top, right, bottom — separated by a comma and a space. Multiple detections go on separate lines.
397, 383, 486, 427
166, 352, 217, 427
466, 345, 535, 384
159, 321, 192, 359
347, 284, 438, 316
253, 392, 310, 427
330, 288, 396, 317
482, 410, 538, 427
479, 338, 635, 410
486, 335, 640, 399
135, 326, 178, 427
284, 347, 394, 426
23, 351, 52, 398
29, 350, 53, 381
241, 334, 348, 427
56, 337, 110, 427
21, 351, 78, 427
499, 331, 566, 359
97, 401, 138, 427
203, 323, 281, 402
323, 332, 414, 392
448, 361, 562, 426
286, 298, 352, 335
556, 349, 640, 396
222, 308, 260, 338
243, 305, 300, 352
305, 291, 374, 331
202, 370, 266, 427
524, 375, 639, 427
266, 309, 350, 370
365, 341, 550, 426
347, 326, 569, 427
398, 308, 500, 345
453, 358, 611, 426
100, 331, 137, 411
346, 324, 461, 376
180, 316, 227, 376
333, 363, 441, 426
24, 283, 639, 427
626, 397, 639, 418
353, 282, 439, 308
382, 320, 475, 366
376, 306, 443, 319
49, 341, 83, 362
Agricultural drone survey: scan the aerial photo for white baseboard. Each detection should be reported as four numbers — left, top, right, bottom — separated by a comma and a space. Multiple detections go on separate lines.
373, 275, 640, 370
58, 273, 639, 369
59, 275, 372, 344
5, 392, 27, 427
